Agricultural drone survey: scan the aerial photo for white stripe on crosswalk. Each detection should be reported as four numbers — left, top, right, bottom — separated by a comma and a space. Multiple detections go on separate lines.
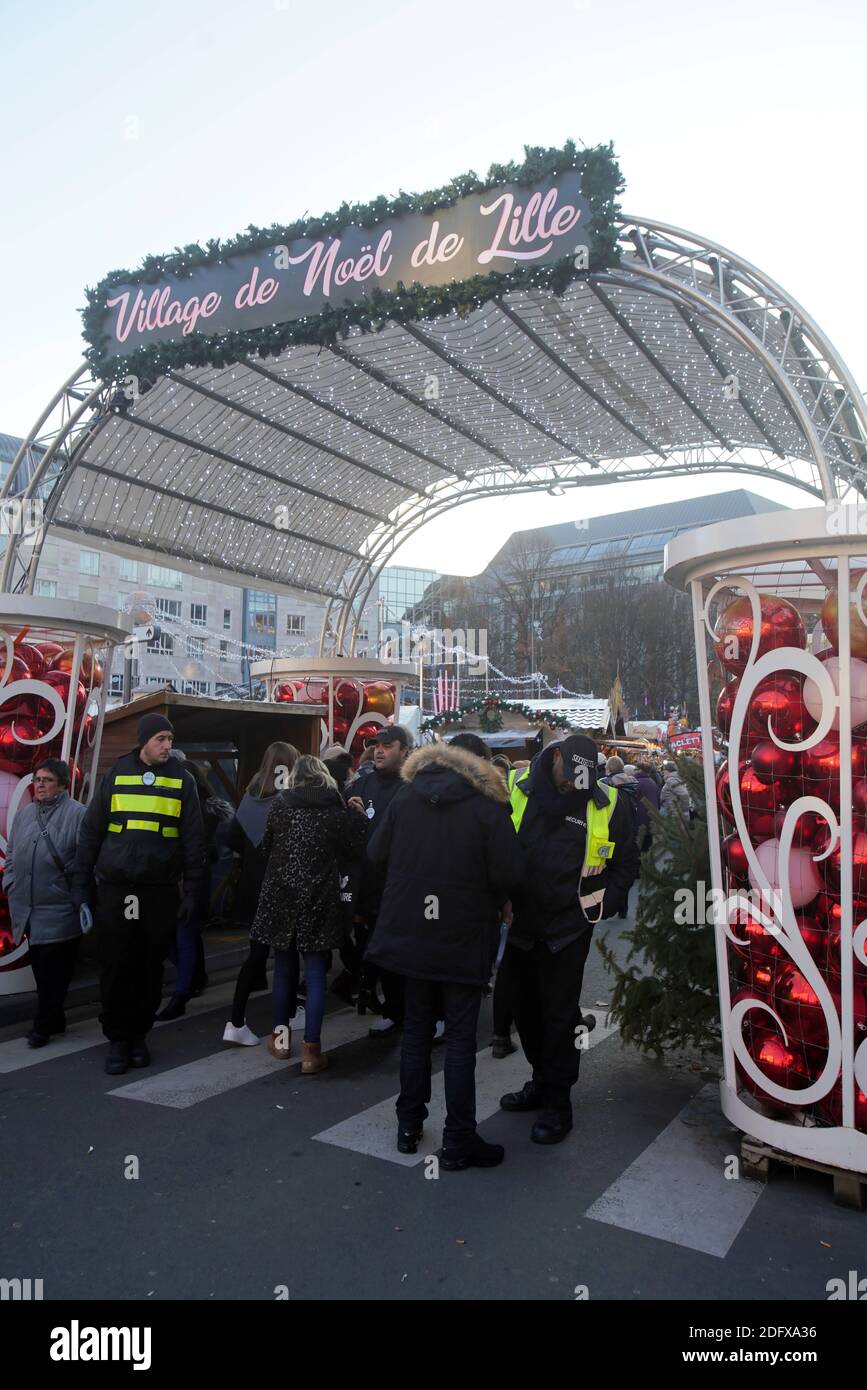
0, 980, 249, 1073
313, 1009, 618, 1166
108, 1007, 372, 1107
584, 1082, 765, 1258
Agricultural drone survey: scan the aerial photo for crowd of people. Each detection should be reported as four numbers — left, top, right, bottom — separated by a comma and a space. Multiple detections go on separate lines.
5, 713, 693, 1168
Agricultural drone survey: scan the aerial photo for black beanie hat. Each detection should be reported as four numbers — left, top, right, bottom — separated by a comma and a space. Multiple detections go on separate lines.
137, 712, 174, 747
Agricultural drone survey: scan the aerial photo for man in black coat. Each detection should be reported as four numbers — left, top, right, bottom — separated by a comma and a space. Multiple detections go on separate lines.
498, 734, 639, 1144
366, 741, 523, 1170
346, 725, 413, 1034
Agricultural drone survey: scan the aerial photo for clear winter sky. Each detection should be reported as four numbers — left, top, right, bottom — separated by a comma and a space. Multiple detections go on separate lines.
2, 0, 865, 573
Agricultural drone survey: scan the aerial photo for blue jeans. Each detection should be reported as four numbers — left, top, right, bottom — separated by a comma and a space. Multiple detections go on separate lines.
272, 946, 300, 1029
299, 951, 328, 1044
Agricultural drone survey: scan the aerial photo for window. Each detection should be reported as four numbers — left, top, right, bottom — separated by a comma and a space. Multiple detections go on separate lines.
219, 641, 229, 661
252, 611, 275, 634
41, 541, 59, 566
628, 531, 674, 553
223, 608, 232, 630
34, 579, 57, 598
147, 633, 174, 656
155, 598, 181, 621
190, 603, 207, 628
79, 550, 100, 577
186, 636, 205, 660
583, 539, 629, 561
119, 557, 138, 581
286, 615, 305, 635
145, 564, 182, 588
109, 673, 124, 696
357, 625, 369, 641
182, 680, 210, 696
78, 585, 99, 605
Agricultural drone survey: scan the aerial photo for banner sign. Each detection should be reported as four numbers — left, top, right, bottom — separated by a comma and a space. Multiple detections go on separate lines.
669, 731, 702, 750
95, 172, 590, 362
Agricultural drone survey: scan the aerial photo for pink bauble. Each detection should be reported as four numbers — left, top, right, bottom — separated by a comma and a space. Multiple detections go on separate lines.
803, 656, 867, 731
748, 837, 822, 909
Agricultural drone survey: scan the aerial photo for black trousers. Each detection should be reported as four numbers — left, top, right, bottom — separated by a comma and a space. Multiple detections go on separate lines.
397, 978, 482, 1149
27, 937, 80, 1036
492, 964, 516, 1037
499, 932, 594, 1111
93, 882, 179, 1043
231, 938, 271, 1027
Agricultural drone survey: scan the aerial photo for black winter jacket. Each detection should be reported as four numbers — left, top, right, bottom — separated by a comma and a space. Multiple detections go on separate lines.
348, 766, 407, 918
74, 749, 205, 893
364, 743, 524, 986
510, 744, 640, 952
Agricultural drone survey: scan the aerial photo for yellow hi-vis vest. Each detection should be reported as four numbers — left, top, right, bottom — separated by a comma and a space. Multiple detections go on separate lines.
507, 768, 619, 870
107, 771, 186, 839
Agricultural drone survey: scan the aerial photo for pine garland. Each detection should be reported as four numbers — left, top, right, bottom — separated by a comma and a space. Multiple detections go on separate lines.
421, 693, 575, 733
82, 140, 623, 387
598, 757, 721, 1058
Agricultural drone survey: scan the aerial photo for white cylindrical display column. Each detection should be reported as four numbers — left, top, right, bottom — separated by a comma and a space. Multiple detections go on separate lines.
0, 598, 129, 995
665, 507, 867, 1173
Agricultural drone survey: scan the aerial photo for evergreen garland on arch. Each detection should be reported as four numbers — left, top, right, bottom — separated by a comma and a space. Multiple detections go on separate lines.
421, 693, 576, 733
82, 139, 624, 388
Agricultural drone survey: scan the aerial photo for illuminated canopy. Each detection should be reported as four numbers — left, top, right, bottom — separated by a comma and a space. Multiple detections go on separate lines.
4, 141, 865, 654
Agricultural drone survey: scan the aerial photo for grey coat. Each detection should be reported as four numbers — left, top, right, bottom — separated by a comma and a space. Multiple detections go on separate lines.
4, 794, 87, 945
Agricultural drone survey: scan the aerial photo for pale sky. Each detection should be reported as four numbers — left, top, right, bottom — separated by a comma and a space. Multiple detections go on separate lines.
2, 0, 864, 574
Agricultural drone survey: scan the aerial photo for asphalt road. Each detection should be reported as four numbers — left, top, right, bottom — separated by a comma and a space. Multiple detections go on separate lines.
2, 904, 864, 1304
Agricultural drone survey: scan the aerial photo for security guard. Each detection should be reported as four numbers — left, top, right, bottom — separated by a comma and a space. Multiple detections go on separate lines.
497, 734, 639, 1144
73, 713, 204, 1074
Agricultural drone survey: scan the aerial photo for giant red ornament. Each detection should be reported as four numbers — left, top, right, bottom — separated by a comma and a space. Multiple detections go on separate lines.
794, 733, 867, 811
34, 670, 86, 721
814, 825, 867, 899
0, 716, 41, 775
274, 683, 296, 703
50, 647, 104, 688
795, 911, 841, 979
816, 1083, 867, 1132
13, 642, 46, 679
750, 739, 799, 784
733, 990, 813, 1107
773, 966, 866, 1049
722, 832, 750, 882
730, 909, 786, 963
0, 653, 31, 687
820, 569, 867, 660
715, 679, 740, 737
714, 594, 806, 677
739, 763, 790, 836
747, 673, 815, 744
333, 680, 361, 722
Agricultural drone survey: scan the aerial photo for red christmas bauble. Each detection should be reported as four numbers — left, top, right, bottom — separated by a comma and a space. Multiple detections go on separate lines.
729, 906, 786, 963
750, 959, 778, 995
714, 595, 806, 677
37, 670, 86, 720
747, 673, 815, 744
733, 990, 814, 1107
750, 739, 799, 784
274, 683, 296, 703
0, 715, 40, 774
795, 911, 841, 979
331, 715, 349, 742
0, 653, 31, 686
739, 763, 790, 836
354, 720, 382, 744
333, 680, 361, 722
816, 1083, 867, 1131
773, 966, 866, 1048
716, 680, 740, 737
820, 569, 867, 660
49, 647, 104, 687
13, 642, 45, 679
722, 832, 750, 882
716, 759, 747, 824
33, 641, 63, 664
814, 825, 867, 899
789, 809, 825, 847
794, 733, 867, 811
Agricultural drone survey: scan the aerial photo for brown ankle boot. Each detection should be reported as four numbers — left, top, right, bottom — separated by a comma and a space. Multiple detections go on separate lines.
267, 1028, 291, 1060
301, 1041, 328, 1074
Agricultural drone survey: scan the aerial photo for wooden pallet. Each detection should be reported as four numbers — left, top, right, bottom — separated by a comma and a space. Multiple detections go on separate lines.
741, 1135, 867, 1210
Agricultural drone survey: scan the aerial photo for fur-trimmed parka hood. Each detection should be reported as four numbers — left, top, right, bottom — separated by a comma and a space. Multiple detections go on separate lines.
401, 741, 510, 805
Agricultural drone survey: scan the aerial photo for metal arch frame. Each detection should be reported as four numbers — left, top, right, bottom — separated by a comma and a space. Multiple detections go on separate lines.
5, 214, 865, 657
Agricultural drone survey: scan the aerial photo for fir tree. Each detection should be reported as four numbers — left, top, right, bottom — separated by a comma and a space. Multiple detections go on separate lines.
598, 756, 721, 1058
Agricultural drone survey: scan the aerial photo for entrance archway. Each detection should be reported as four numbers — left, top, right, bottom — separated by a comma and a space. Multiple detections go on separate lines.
4, 145, 865, 660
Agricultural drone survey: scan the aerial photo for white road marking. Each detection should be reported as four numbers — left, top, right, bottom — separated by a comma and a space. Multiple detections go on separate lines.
584, 1082, 765, 1258
314, 1009, 618, 1167
0, 980, 250, 1073
108, 1007, 372, 1108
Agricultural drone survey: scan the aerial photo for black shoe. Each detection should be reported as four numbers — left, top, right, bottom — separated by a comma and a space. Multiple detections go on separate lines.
357, 988, 384, 1016
397, 1125, 423, 1155
129, 1039, 151, 1068
500, 1080, 544, 1112
156, 994, 188, 1021
491, 1034, 516, 1059
579, 1011, 597, 1033
368, 1018, 400, 1038
105, 1041, 130, 1075
26, 1030, 49, 1049
530, 1109, 573, 1145
441, 1134, 505, 1170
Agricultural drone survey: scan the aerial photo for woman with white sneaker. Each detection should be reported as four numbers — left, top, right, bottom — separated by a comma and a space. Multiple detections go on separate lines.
249, 756, 367, 1074
222, 742, 300, 1048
